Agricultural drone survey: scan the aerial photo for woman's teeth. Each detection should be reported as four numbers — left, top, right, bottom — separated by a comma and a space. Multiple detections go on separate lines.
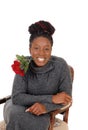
37, 58, 45, 61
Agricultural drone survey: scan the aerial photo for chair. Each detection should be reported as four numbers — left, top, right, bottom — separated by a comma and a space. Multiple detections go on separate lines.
0, 66, 74, 130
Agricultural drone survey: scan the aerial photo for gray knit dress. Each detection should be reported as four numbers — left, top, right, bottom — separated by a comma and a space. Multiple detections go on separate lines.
3, 56, 72, 130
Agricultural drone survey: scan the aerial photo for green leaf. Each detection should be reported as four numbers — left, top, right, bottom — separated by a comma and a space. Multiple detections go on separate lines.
16, 54, 30, 73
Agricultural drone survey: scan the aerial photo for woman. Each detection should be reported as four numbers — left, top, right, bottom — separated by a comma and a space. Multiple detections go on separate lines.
4, 20, 72, 130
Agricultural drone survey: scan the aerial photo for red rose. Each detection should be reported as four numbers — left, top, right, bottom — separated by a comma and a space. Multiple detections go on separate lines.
11, 60, 25, 76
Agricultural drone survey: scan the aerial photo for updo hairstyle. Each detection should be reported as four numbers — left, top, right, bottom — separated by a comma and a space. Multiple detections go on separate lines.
28, 20, 55, 47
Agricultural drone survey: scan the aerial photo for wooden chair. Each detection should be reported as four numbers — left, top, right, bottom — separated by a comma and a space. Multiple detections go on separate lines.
0, 66, 74, 130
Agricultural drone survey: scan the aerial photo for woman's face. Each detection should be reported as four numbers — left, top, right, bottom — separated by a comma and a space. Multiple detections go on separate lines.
29, 36, 52, 66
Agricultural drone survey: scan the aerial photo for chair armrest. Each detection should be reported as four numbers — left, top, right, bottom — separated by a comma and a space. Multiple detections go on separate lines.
0, 95, 11, 104
60, 102, 72, 123
60, 102, 72, 113
50, 102, 72, 116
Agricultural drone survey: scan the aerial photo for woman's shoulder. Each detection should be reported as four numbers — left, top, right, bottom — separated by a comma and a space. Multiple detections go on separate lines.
51, 55, 68, 65
51, 55, 69, 72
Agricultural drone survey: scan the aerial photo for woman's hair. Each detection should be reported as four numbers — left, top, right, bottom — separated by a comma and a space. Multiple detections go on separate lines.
28, 20, 55, 47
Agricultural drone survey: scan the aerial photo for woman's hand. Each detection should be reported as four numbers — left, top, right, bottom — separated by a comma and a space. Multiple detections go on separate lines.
52, 92, 72, 105
25, 102, 47, 116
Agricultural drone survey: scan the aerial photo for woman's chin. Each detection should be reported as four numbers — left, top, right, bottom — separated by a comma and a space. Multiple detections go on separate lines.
34, 61, 47, 67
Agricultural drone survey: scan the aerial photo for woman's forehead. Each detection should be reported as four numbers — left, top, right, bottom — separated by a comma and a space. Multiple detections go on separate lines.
31, 37, 52, 46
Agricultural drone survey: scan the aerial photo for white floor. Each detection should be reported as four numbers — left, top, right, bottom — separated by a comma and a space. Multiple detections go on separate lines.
0, 104, 4, 121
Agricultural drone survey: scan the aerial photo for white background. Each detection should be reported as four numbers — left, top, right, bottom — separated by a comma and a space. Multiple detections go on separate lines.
0, 0, 88, 130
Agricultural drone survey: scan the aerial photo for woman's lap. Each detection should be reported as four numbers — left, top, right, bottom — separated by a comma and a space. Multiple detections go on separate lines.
3, 99, 50, 130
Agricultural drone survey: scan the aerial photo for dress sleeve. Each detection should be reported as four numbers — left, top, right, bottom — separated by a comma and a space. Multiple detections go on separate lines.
43, 102, 63, 113
43, 61, 72, 113
12, 75, 52, 106
58, 61, 72, 97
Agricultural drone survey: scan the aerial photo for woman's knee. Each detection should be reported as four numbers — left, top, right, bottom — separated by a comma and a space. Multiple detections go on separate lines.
3, 99, 26, 123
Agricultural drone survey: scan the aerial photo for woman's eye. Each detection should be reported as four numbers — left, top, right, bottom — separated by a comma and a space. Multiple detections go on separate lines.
34, 47, 39, 50
45, 48, 49, 51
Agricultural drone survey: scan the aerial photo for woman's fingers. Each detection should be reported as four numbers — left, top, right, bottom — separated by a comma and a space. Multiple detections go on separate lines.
52, 92, 72, 104
25, 103, 46, 115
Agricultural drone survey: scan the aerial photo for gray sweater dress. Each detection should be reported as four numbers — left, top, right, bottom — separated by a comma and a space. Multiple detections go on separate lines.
3, 56, 72, 130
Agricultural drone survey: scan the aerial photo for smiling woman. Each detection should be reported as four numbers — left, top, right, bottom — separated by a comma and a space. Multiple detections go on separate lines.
28, 20, 54, 67
3, 20, 72, 130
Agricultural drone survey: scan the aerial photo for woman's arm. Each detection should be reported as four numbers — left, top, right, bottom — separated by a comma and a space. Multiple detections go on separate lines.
12, 75, 52, 106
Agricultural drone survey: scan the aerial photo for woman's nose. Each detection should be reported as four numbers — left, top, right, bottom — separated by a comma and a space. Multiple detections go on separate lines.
39, 49, 45, 55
